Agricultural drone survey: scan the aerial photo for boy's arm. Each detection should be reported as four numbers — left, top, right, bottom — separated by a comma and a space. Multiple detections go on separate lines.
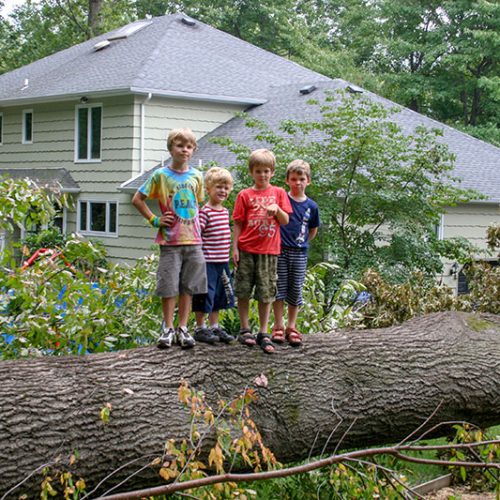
232, 220, 242, 267
308, 204, 320, 241
308, 227, 318, 241
266, 205, 289, 225
132, 191, 174, 227
267, 189, 291, 225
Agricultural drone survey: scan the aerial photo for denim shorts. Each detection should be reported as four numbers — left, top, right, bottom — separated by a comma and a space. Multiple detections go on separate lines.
234, 250, 277, 303
192, 262, 235, 313
156, 245, 207, 297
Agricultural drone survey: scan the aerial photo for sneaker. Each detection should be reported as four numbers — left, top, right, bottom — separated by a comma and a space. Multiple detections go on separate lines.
157, 323, 176, 349
176, 326, 196, 349
194, 326, 218, 345
211, 326, 235, 344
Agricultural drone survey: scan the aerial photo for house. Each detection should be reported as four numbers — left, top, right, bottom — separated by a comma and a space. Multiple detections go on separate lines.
0, 14, 498, 291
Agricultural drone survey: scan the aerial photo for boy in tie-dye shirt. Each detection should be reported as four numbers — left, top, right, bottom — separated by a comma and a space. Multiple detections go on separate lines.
132, 128, 206, 349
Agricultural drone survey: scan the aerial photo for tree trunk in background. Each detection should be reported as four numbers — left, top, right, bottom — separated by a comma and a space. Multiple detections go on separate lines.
88, 0, 103, 38
0, 312, 499, 496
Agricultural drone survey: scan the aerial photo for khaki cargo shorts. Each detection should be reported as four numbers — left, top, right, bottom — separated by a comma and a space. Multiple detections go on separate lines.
234, 250, 277, 303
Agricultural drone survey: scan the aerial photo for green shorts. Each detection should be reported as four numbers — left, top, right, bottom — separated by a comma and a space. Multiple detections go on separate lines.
234, 250, 277, 303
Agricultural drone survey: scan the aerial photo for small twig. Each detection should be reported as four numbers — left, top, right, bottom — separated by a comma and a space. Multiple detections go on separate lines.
99, 461, 155, 497
397, 399, 443, 446
80, 454, 160, 500
349, 457, 425, 500
410, 420, 481, 444
378, 466, 409, 500
391, 451, 500, 469
319, 419, 344, 457
0, 462, 54, 500
174, 398, 231, 483
400, 439, 500, 452
333, 417, 358, 456
308, 429, 321, 461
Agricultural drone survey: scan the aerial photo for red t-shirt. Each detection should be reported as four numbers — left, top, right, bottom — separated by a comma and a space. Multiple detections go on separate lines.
232, 186, 293, 255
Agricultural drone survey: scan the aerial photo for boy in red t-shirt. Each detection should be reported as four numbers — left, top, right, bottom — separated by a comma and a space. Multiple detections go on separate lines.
232, 149, 292, 353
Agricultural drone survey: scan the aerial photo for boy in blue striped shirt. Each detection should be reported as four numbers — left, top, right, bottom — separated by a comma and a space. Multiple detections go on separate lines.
272, 160, 320, 346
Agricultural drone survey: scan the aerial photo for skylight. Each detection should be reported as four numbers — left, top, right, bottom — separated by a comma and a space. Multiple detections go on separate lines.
108, 20, 152, 41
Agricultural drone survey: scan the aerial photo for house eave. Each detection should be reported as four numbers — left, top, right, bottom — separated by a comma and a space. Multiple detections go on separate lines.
130, 87, 266, 105
0, 88, 133, 107
0, 87, 266, 108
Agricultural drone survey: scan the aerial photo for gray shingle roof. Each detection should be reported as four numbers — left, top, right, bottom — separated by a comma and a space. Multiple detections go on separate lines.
0, 14, 328, 105
122, 79, 500, 203
0, 168, 80, 192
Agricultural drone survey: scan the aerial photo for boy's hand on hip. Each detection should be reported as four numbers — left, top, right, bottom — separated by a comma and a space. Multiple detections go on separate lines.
160, 211, 175, 227
266, 203, 279, 216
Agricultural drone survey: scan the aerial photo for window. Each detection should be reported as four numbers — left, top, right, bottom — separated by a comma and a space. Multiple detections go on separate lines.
78, 200, 118, 236
0, 113, 3, 145
22, 110, 33, 143
434, 214, 444, 240
75, 105, 102, 161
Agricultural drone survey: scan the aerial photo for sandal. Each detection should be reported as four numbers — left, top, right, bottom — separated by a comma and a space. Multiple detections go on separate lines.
285, 327, 303, 347
271, 326, 286, 344
238, 328, 256, 347
257, 333, 275, 354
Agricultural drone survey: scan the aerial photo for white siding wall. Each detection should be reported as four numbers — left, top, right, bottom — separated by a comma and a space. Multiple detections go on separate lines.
0, 94, 244, 264
440, 203, 500, 290
130, 95, 242, 176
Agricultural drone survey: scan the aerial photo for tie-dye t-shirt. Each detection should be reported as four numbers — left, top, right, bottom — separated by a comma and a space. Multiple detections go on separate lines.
139, 166, 204, 246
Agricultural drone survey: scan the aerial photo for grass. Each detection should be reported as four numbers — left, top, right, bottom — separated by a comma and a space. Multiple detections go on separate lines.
247, 425, 500, 498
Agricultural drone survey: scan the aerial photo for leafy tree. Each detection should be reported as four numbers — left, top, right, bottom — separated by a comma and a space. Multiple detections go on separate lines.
215, 90, 479, 282
0, 0, 134, 73
368, 0, 499, 138
0, 175, 62, 234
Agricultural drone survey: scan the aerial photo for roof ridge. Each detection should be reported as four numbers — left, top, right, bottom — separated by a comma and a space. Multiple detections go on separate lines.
131, 14, 179, 88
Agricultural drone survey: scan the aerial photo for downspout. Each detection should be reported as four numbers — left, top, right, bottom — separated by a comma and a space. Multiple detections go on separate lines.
140, 92, 152, 175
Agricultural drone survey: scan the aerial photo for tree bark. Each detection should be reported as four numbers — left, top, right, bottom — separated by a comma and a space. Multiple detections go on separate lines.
0, 311, 499, 496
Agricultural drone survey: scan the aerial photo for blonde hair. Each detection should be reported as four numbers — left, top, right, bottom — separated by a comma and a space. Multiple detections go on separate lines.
167, 128, 197, 151
205, 167, 233, 190
286, 159, 311, 180
248, 148, 276, 172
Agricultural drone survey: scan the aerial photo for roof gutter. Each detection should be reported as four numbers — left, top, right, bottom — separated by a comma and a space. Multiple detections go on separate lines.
130, 87, 266, 106
0, 88, 267, 107
0, 88, 133, 107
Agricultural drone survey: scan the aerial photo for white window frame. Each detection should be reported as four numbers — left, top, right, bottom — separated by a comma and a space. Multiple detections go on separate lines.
0, 112, 3, 145
435, 214, 445, 240
22, 109, 33, 144
77, 199, 119, 237
74, 104, 102, 163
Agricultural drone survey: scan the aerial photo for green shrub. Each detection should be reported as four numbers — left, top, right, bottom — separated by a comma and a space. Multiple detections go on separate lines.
22, 226, 67, 255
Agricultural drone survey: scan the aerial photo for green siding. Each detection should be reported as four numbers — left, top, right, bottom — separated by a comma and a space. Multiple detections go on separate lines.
0, 94, 246, 264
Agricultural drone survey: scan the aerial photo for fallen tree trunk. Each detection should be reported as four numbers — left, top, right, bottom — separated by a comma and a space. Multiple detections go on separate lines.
0, 311, 499, 496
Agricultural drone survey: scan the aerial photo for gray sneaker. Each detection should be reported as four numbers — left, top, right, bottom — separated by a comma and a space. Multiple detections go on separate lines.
194, 326, 218, 344
210, 326, 235, 344
158, 323, 176, 349
176, 326, 196, 349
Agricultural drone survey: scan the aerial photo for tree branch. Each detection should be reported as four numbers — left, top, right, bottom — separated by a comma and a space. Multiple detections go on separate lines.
100, 440, 500, 500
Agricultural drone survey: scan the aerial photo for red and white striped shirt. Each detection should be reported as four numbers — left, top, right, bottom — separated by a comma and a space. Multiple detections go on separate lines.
199, 205, 231, 262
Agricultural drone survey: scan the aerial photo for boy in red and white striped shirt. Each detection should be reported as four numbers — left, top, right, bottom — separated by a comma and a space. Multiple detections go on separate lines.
192, 167, 236, 344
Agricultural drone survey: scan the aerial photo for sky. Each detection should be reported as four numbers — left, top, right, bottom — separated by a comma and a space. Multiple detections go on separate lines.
1, 0, 26, 17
